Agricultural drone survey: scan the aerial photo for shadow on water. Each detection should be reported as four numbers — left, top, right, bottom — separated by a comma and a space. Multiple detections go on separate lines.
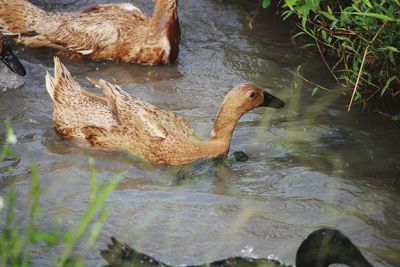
0, 0, 399, 266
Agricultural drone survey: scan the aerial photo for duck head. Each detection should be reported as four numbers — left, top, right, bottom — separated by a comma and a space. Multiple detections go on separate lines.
0, 38, 26, 76
209, 83, 284, 142
221, 83, 285, 114
296, 228, 373, 267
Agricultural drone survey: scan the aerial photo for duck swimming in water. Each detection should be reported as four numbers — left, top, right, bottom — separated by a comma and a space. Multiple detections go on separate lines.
101, 228, 374, 267
0, 33, 26, 76
0, 0, 179, 65
45, 57, 284, 165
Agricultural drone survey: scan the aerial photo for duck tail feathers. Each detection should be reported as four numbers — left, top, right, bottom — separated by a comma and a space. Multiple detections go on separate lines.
0, 0, 46, 34
45, 71, 56, 101
46, 57, 82, 103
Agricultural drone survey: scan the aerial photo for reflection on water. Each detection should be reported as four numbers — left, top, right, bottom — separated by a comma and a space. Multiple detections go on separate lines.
0, 0, 399, 266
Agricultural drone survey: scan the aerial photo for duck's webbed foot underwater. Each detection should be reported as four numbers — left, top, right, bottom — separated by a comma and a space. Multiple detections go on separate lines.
175, 151, 250, 181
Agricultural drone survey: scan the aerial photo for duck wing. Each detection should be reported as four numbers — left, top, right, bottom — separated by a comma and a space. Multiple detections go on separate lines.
87, 78, 169, 139
0, 2, 148, 55
49, 19, 119, 55
53, 4, 150, 54
133, 100, 196, 139
87, 78, 195, 139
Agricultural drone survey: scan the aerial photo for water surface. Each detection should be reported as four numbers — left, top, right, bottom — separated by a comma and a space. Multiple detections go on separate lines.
0, 0, 399, 266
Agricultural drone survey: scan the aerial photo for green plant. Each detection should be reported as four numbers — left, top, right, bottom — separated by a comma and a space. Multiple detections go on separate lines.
0, 119, 121, 267
262, 0, 271, 8
266, 0, 400, 117
1, 117, 17, 162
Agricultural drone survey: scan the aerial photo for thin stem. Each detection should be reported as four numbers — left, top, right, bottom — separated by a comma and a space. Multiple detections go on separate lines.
347, 47, 369, 111
296, 66, 344, 93
248, 0, 263, 29
347, 21, 386, 111
315, 37, 339, 82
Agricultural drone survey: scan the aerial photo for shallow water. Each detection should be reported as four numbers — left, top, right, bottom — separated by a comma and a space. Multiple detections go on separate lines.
1, 0, 399, 266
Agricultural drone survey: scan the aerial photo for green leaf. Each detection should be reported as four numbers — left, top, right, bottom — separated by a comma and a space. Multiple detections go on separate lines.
285, 0, 298, 10
340, 11, 350, 23
330, 20, 338, 29
352, 58, 360, 73
312, 87, 319, 96
351, 4, 361, 13
320, 11, 337, 21
341, 11, 396, 22
334, 35, 351, 43
327, 5, 333, 14
293, 31, 307, 38
364, 0, 373, 8
389, 50, 395, 64
383, 46, 399, 53
300, 43, 316, 49
381, 76, 397, 96
262, 0, 271, 8
354, 91, 362, 101
310, 0, 321, 12
392, 114, 400, 121
282, 10, 294, 20
30, 232, 59, 246
321, 29, 327, 41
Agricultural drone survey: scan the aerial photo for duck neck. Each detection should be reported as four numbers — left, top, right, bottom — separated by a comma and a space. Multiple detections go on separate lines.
151, 0, 178, 25
208, 105, 242, 155
150, 0, 180, 61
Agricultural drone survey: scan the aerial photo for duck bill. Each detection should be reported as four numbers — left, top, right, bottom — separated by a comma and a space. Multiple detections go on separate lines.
259, 91, 285, 108
0, 43, 26, 76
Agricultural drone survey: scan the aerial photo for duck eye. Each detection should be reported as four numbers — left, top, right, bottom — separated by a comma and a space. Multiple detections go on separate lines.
249, 92, 256, 98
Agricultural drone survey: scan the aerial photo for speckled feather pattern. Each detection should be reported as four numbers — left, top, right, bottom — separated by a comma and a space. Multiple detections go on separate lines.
0, 0, 180, 64
46, 58, 271, 165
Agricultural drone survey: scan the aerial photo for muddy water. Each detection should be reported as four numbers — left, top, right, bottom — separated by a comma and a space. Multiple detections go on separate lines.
0, 0, 399, 266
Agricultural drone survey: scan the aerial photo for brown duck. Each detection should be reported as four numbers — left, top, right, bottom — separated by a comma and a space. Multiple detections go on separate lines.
46, 57, 285, 165
0, 0, 180, 65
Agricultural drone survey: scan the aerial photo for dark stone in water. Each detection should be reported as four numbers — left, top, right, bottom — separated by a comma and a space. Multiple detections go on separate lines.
233, 151, 249, 162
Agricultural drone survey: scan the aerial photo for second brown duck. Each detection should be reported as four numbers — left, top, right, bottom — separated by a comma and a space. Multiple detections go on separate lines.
46, 57, 285, 165
0, 0, 180, 65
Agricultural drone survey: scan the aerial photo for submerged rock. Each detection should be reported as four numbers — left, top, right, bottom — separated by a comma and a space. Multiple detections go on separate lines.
0, 64, 25, 91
